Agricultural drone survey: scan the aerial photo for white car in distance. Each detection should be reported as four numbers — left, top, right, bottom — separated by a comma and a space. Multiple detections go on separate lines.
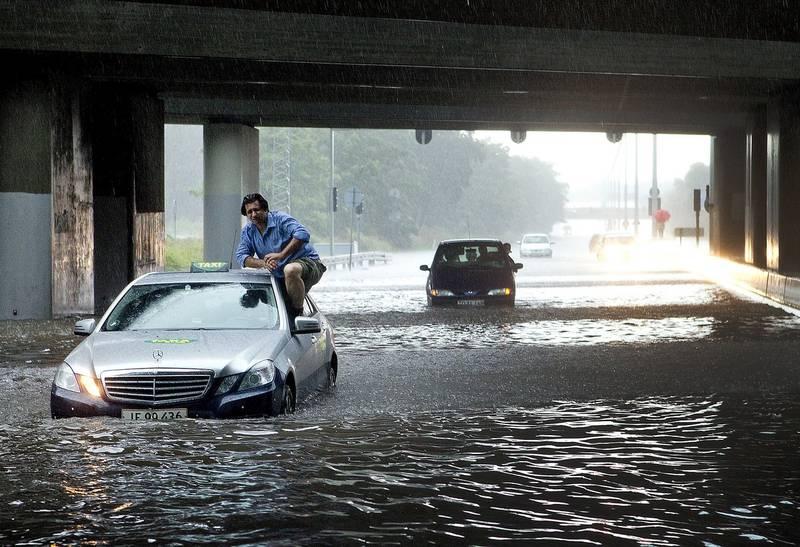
518, 233, 553, 258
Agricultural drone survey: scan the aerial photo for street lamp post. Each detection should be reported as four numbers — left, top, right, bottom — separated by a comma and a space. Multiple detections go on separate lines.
634, 134, 640, 235
650, 134, 660, 237
330, 128, 335, 256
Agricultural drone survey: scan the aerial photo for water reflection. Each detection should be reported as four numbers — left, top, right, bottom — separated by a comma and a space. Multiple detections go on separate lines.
1, 397, 798, 544
313, 283, 724, 314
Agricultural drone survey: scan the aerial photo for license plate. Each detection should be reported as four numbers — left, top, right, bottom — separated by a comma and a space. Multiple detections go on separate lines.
121, 408, 187, 420
457, 299, 484, 306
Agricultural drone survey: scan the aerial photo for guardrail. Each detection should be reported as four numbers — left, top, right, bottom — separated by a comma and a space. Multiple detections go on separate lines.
321, 252, 392, 270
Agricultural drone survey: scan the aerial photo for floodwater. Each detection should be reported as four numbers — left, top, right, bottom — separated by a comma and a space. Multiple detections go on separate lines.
2, 243, 800, 544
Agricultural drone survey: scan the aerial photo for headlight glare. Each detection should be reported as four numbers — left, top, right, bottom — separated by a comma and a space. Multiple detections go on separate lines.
238, 360, 275, 391
488, 288, 512, 296
54, 363, 80, 392
77, 375, 103, 398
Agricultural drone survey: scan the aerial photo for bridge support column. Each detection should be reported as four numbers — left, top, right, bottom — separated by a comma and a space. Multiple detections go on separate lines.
0, 82, 55, 319
92, 89, 165, 314
745, 107, 767, 268
203, 124, 259, 264
709, 130, 746, 260
766, 96, 800, 274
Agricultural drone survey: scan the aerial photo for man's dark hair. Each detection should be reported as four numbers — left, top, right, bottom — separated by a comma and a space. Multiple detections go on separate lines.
241, 193, 269, 216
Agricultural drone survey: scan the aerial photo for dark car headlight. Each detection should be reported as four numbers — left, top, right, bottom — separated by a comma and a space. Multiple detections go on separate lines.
430, 289, 454, 296
238, 360, 275, 391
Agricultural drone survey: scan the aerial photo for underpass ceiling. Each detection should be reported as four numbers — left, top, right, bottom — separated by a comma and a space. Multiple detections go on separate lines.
2, 1, 799, 132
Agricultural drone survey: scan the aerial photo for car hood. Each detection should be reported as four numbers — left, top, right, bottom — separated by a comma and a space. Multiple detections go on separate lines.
65, 329, 289, 377
431, 266, 514, 293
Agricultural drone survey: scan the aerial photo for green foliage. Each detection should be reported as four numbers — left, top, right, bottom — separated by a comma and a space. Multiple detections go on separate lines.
165, 237, 203, 271
257, 129, 567, 249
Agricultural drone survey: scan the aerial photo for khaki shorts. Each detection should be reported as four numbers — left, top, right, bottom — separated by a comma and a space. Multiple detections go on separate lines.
292, 257, 326, 291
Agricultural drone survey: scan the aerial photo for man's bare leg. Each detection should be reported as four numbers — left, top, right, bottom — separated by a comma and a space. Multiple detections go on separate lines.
283, 263, 306, 310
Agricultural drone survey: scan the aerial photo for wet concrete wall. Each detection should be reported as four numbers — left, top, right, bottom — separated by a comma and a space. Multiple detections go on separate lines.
767, 97, 800, 275
51, 81, 94, 317
745, 107, 767, 268
710, 130, 746, 261
92, 89, 165, 310
0, 82, 52, 319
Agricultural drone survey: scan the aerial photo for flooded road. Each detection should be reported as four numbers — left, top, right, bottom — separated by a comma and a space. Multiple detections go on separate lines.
2, 241, 800, 544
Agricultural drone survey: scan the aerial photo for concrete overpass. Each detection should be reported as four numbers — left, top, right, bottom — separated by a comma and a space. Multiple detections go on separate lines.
2, 1, 800, 318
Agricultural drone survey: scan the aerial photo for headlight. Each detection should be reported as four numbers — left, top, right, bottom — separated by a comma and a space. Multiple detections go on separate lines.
215, 374, 240, 395
54, 363, 80, 392
77, 375, 104, 398
488, 288, 512, 296
431, 289, 454, 296
54, 363, 103, 398
238, 360, 275, 391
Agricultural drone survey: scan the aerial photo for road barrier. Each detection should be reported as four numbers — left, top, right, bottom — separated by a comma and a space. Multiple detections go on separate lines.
322, 252, 392, 270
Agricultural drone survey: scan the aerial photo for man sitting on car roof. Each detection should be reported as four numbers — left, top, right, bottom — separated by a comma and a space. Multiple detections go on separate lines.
236, 193, 326, 318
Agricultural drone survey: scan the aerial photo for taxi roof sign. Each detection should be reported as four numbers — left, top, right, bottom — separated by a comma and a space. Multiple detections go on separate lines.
190, 261, 230, 273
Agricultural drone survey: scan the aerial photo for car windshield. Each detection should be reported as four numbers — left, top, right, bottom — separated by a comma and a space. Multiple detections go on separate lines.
523, 235, 548, 243
103, 282, 279, 331
435, 243, 508, 268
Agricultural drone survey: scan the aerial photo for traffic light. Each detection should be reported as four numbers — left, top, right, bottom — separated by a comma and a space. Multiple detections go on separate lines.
332, 186, 338, 212
355, 202, 363, 215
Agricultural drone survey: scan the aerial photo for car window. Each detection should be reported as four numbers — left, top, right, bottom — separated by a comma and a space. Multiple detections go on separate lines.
103, 282, 279, 331
435, 243, 508, 268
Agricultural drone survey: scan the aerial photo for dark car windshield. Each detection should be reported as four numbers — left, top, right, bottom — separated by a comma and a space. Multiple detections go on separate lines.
434, 243, 509, 268
103, 282, 279, 331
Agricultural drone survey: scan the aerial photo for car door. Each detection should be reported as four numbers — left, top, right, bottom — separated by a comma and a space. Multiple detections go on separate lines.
291, 296, 326, 400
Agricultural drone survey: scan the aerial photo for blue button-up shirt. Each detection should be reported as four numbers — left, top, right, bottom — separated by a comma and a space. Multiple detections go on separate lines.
235, 211, 320, 277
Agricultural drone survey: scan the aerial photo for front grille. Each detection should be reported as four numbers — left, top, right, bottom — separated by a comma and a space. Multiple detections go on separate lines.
102, 369, 213, 405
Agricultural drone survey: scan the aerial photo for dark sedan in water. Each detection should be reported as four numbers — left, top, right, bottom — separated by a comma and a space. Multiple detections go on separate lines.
50, 268, 337, 420
420, 239, 522, 307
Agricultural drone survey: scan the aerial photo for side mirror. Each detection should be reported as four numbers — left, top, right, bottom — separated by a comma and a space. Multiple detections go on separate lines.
514, 263, 524, 271
293, 316, 321, 334
74, 318, 96, 336
419, 265, 429, 271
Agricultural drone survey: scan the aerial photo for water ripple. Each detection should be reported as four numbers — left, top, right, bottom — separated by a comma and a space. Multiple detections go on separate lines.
1, 397, 798, 544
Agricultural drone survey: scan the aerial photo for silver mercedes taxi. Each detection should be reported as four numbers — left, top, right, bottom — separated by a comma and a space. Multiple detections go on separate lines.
50, 266, 337, 420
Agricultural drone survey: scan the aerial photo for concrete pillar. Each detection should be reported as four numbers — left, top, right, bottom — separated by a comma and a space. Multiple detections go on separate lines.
203, 124, 259, 264
709, 130, 746, 260
92, 88, 165, 313
745, 107, 767, 267
0, 81, 53, 320
766, 96, 800, 273
51, 80, 94, 317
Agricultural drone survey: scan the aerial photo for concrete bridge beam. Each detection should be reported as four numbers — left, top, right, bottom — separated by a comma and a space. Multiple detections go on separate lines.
1, 80, 165, 320
767, 96, 800, 274
203, 124, 259, 265
92, 88, 165, 313
0, 81, 55, 320
710, 130, 746, 260
745, 107, 768, 268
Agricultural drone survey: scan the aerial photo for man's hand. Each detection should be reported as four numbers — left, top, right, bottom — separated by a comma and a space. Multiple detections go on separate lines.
262, 252, 282, 271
